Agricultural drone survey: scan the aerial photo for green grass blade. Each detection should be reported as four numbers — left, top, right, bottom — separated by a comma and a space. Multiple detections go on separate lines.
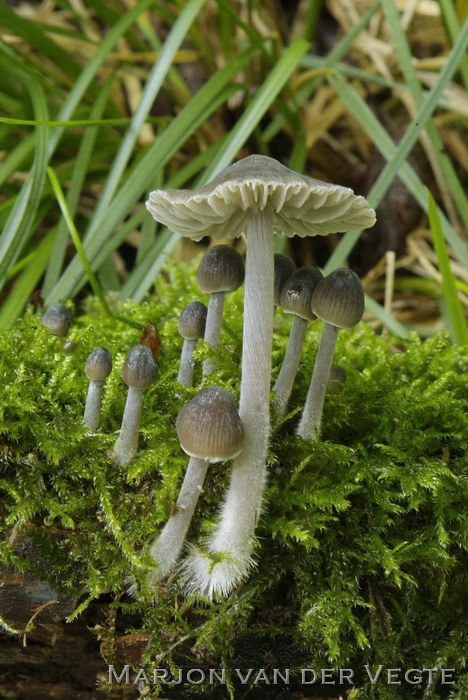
47, 0, 155, 156
0, 3, 81, 78
42, 79, 114, 297
381, 1, 468, 226
203, 38, 309, 180
0, 229, 56, 330
263, 0, 382, 143
439, 0, 468, 88
45, 47, 258, 304
47, 167, 111, 317
364, 296, 410, 339
427, 190, 467, 344
0, 134, 35, 188
91, 0, 207, 222
325, 63, 468, 272
0, 70, 48, 292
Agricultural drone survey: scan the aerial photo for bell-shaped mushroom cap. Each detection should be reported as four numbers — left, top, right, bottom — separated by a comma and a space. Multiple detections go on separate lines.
146, 154, 376, 241
40, 303, 72, 337
274, 253, 296, 306
178, 301, 207, 340
312, 268, 364, 329
121, 345, 158, 390
176, 386, 244, 463
280, 266, 324, 320
197, 245, 245, 293
85, 347, 112, 381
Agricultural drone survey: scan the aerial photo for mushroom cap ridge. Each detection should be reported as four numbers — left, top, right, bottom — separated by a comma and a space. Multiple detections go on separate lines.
146, 154, 376, 241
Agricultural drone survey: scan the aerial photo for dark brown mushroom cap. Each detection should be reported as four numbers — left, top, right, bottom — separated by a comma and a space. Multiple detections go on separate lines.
85, 347, 112, 381
312, 269, 365, 328
197, 245, 245, 293
328, 365, 347, 392
274, 254, 296, 306
280, 267, 323, 320
176, 386, 244, 463
40, 303, 72, 337
121, 345, 158, 390
178, 301, 207, 340
146, 154, 376, 241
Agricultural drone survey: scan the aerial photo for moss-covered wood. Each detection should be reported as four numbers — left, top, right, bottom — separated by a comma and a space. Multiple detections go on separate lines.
0, 261, 467, 699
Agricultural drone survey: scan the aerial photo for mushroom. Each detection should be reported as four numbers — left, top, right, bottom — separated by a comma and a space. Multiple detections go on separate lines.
197, 245, 245, 375
146, 154, 375, 596
83, 347, 112, 431
297, 268, 364, 441
40, 303, 72, 337
178, 301, 207, 386
113, 345, 158, 466
273, 253, 296, 308
272, 267, 323, 420
328, 365, 347, 393
147, 386, 243, 585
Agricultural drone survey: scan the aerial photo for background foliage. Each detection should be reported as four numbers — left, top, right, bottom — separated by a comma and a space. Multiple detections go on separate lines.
0, 0, 467, 698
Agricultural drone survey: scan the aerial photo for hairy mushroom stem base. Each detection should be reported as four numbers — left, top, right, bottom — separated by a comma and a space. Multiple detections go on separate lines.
272, 315, 308, 420
203, 291, 225, 376
178, 338, 197, 386
185, 207, 274, 598
83, 380, 103, 431
296, 322, 339, 440
147, 456, 209, 584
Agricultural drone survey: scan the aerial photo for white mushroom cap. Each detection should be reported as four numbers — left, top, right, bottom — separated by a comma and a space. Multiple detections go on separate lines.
146, 154, 376, 240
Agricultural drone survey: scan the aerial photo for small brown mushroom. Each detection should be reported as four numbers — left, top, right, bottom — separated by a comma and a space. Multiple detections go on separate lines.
147, 387, 243, 584
297, 269, 364, 440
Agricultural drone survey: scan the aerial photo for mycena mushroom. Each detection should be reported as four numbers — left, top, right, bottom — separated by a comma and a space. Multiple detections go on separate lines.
297, 268, 364, 441
146, 154, 375, 597
197, 245, 244, 375
272, 266, 323, 421
113, 345, 158, 466
146, 386, 243, 586
178, 301, 207, 386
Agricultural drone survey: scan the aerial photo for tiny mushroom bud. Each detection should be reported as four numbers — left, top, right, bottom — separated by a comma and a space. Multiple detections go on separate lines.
328, 365, 347, 393
40, 303, 72, 337
272, 267, 323, 420
147, 387, 243, 584
178, 301, 207, 386
147, 154, 375, 596
197, 245, 245, 376
297, 269, 364, 440
83, 347, 112, 431
274, 253, 296, 307
113, 345, 158, 466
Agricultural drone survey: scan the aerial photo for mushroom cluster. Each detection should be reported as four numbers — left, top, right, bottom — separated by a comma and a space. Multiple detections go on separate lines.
146, 154, 375, 598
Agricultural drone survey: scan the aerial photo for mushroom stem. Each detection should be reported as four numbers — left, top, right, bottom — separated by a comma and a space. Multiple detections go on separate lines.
147, 457, 209, 583
83, 380, 103, 431
272, 315, 308, 421
296, 322, 339, 440
187, 207, 274, 597
178, 338, 197, 386
203, 291, 225, 376
114, 387, 143, 466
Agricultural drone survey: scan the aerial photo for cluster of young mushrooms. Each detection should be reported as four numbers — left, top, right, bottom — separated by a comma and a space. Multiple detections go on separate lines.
42, 155, 375, 599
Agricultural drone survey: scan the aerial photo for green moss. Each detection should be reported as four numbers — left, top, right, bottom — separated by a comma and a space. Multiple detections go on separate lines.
0, 260, 467, 698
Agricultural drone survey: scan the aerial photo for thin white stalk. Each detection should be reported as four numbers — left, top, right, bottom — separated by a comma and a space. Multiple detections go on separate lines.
147, 457, 209, 584
296, 323, 339, 440
83, 380, 103, 431
113, 387, 143, 466
203, 291, 225, 376
272, 315, 308, 420
185, 207, 274, 598
178, 338, 197, 386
